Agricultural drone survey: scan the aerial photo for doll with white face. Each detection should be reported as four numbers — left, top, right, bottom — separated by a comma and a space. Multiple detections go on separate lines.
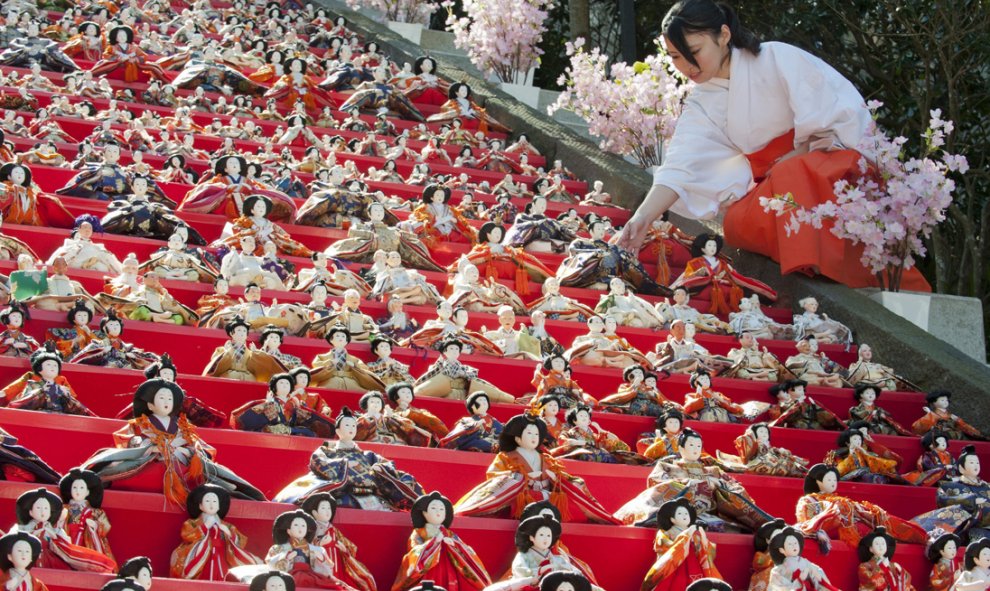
370, 251, 443, 306
552, 405, 646, 465
792, 296, 853, 347
57, 468, 114, 562
170, 484, 261, 580
857, 527, 914, 591
439, 391, 503, 453
309, 325, 386, 391
366, 336, 414, 386
323, 202, 444, 273
46, 216, 123, 274
670, 233, 778, 315
0, 531, 50, 591
485, 515, 602, 591
927, 533, 961, 591
353, 390, 430, 447
0, 302, 39, 357
716, 422, 809, 478
912, 390, 987, 441
641, 499, 720, 591
2, 344, 94, 416
767, 526, 837, 591
392, 492, 492, 590
412, 338, 515, 403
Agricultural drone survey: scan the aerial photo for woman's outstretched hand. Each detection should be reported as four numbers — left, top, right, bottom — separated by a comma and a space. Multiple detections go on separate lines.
610, 184, 680, 252
610, 215, 650, 252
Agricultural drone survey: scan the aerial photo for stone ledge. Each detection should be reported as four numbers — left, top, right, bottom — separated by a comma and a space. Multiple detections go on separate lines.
314, 0, 990, 430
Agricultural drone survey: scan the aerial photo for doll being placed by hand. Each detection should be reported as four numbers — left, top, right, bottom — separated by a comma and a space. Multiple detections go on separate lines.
169, 484, 262, 580
392, 491, 492, 591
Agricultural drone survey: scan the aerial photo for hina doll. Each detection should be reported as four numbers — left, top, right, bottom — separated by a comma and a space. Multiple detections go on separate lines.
671, 234, 778, 314
912, 391, 987, 441
516, 502, 600, 587
218, 236, 289, 290
371, 252, 443, 306
729, 295, 796, 340
413, 338, 515, 403
355, 391, 432, 447
296, 179, 387, 231
784, 337, 846, 388
405, 184, 477, 247
0, 163, 74, 228
302, 493, 378, 591
846, 345, 903, 392
336, 65, 425, 122
641, 499, 721, 591
482, 515, 600, 591
655, 288, 732, 334
527, 278, 595, 323
194, 278, 238, 322
564, 315, 650, 369
19, 257, 101, 314
637, 410, 686, 461
99, 272, 198, 326
0, 213, 38, 261
540, 397, 566, 446
457, 222, 554, 296
377, 298, 421, 343
230, 372, 334, 437
169, 484, 261, 580
250, 571, 296, 591
0, 20, 80, 72
903, 431, 953, 486
767, 526, 839, 591
56, 469, 114, 562
505, 196, 578, 254
100, 178, 201, 244
55, 143, 147, 203
614, 429, 772, 530
273, 407, 426, 509
426, 82, 510, 134
439, 392, 503, 453
454, 414, 619, 524
399, 56, 450, 104
308, 290, 379, 342
392, 492, 492, 591
116, 556, 154, 589
479, 306, 543, 361
593, 277, 667, 329
179, 155, 296, 222
387, 382, 450, 445
723, 332, 783, 381
68, 309, 160, 370
552, 405, 645, 464
540, 573, 593, 591
90, 25, 168, 82
310, 325, 387, 391
448, 263, 528, 316
829, 428, 909, 485
296, 253, 373, 296
43, 300, 100, 361
928, 533, 962, 591
557, 220, 666, 296
143, 232, 219, 284
769, 379, 845, 431
1, 345, 95, 416
10, 487, 116, 572
849, 384, 913, 436
202, 316, 286, 382
953, 539, 990, 591
933, 446, 990, 541
81, 379, 267, 505
324, 202, 444, 272
716, 423, 809, 478
0, 531, 50, 591
213, 195, 313, 258
0, 303, 39, 357
857, 527, 915, 591
682, 369, 747, 423
750, 519, 787, 591
599, 365, 674, 417
46, 216, 123, 275
793, 297, 853, 347
795, 464, 927, 551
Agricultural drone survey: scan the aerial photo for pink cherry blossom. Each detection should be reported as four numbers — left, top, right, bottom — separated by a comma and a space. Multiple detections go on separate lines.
345, 0, 437, 24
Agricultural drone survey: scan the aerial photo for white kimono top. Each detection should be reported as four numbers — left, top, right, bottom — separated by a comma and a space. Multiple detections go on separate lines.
653, 42, 872, 220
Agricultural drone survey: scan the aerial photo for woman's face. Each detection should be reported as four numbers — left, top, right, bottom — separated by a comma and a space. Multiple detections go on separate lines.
662, 27, 731, 84
70, 478, 90, 502
288, 517, 308, 540
671, 506, 692, 529
515, 424, 541, 451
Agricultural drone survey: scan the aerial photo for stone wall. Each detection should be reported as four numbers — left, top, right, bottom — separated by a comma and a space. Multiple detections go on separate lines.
321, 1, 990, 430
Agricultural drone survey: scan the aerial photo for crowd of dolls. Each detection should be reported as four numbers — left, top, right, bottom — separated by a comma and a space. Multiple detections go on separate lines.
0, 0, 984, 590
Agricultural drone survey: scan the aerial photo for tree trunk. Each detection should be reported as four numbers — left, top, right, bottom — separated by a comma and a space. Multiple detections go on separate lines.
569, 0, 591, 42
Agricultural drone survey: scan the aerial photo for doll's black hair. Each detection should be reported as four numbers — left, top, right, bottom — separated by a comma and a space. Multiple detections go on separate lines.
301, 492, 337, 522
768, 526, 805, 565
804, 463, 840, 494
410, 491, 454, 528
857, 527, 896, 563
514, 514, 561, 551
499, 415, 549, 452
15, 488, 61, 525
186, 483, 231, 519
0, 531, 42, 570
58, 468, 104, 508
655, 498, 696, 530
466, 391, 490, 414
250, 571, 296, 591
753, 517, 786, 552
272, 509, 317, 545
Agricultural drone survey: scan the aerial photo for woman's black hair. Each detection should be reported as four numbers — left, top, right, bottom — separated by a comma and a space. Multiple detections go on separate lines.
661, 0, 761, 69
410, 491, 454, 528
0, 532, 42, 570
677, 428, 703, 448
301, 492, 337, 522
565, 405, 593, 426
29, 345, 62, 376
754, 518, 786, 552
768, 526, 805, 565
386, 382, 414, 404
250, 571, 296, 591
515, 514, 561, 551
272, 509, 316, 545
15, 488, 61, 525
520, 500, 561, 523
539, 572, 592, 591
857, 527, 896, 563
499, 415, 549, 452
58, 468, 104, 508
116, 556, 153, 581
656, 498, 696, 530
290, 366, 312, 386
187, 483, 231, 519
927, 532, 961, 563
966, 538, 990, 570
466, 391, 490, 414
804, 463, 840, 494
